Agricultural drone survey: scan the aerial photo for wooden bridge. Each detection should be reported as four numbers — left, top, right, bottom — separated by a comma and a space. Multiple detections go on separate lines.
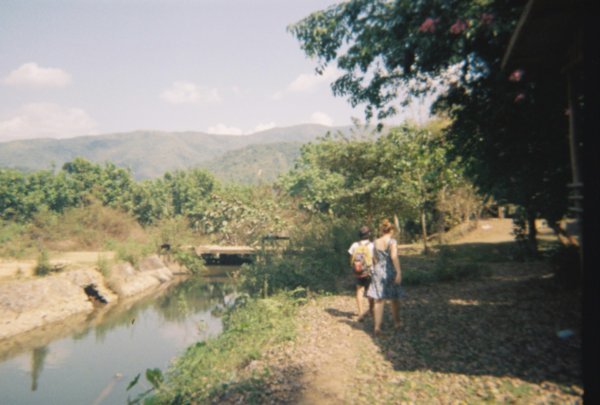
192, 235, 290, 265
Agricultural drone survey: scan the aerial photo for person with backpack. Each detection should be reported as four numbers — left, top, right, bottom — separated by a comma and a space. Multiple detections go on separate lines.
366, 219, 403, 336
348, 225, 375, 321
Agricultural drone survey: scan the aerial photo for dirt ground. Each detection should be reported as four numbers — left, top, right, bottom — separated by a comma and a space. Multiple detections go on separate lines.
216, 219, 583, 404
0, 251, 115, 280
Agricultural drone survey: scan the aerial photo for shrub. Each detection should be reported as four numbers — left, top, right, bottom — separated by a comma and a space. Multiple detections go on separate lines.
115, 239, 154, 267
240, 218, 355, 296
172, 248, 206, 275
34, 249, 55, 276
0, 220, 29, 258
96, 254, 112, 277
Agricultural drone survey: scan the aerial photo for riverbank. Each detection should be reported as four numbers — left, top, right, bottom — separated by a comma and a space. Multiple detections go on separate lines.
0, 254, 190, 341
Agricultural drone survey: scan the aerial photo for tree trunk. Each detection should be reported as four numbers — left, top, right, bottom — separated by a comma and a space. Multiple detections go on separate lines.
420, 207, 429, 253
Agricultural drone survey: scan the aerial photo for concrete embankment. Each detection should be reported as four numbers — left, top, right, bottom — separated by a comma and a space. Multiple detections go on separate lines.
0, 254, 189, 341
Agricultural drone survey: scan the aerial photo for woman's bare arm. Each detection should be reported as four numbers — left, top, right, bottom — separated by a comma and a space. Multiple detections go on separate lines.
390, 241, 402, 284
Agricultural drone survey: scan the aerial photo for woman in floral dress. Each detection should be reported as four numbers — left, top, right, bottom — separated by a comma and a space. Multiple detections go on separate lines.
366, 219, 403, 335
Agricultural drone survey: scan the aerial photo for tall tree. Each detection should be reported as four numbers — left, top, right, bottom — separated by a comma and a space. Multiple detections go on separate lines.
378, 123, 465, 251
289, 0, 571, 253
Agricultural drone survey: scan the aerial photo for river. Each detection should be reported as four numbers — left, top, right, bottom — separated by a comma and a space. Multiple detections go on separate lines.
0, 265, 239, 404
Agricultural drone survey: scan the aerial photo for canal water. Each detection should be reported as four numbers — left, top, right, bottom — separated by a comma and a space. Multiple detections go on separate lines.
0, 266, 239, 404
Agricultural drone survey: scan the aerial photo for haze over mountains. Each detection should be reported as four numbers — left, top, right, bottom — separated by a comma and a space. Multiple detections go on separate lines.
0, 124, 358, 183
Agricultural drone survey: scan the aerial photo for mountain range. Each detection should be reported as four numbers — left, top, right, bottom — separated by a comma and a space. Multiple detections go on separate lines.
0, 124, 355, 183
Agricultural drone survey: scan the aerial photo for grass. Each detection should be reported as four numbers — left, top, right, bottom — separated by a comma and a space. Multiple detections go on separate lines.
149, 291, 303, 404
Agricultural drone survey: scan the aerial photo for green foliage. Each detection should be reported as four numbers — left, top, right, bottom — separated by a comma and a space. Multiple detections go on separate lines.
280, 122, 481, 242
115, 239, 154, 267
0, 220, 28, 258
153, 292, 301, 404
289, 0, 571, 248
34, 249, 56, 276
240, 218, 355, 296
280, 129, 387, 220
289, 0, 521, 120
0, 159, 292, 248
195, 184, 291, 245
0, 159, 137, 223
172, 249, 206, 275
400, 248, 491, 286
198, 142, 303, 185
147, 216, 200, 252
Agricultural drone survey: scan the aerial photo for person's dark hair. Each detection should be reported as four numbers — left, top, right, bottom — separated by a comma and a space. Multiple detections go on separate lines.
358, 225, 370, 239
379, 218, 395, 234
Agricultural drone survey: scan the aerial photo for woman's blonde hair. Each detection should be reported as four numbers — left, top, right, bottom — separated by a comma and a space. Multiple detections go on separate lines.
379, 218, 395, 234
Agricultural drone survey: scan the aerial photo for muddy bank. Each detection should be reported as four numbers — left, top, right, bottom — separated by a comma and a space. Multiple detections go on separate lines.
0, 254, 189, 341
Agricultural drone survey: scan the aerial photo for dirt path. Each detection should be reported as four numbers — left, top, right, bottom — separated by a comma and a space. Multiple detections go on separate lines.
221, 219, 582, 403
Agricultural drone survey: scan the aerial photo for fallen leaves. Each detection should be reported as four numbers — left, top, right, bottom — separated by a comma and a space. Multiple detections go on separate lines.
208, 258, 582, 404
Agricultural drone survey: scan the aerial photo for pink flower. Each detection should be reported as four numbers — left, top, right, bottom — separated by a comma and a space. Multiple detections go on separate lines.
450, 19, 467, 34
514, 93, 526, 103
480, 13, 494, 25
419, 17, 439, 33
509, 69, 524, 82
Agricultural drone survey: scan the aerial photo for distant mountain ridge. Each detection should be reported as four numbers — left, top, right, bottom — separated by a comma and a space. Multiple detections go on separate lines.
0, 124, 351, 181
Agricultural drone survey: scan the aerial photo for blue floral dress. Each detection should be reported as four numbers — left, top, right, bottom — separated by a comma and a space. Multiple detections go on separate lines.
366, 238, 403, 300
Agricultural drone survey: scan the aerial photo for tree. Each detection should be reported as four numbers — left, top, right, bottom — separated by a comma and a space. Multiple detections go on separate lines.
378, 123, 466, 251
280, 124, 477, 248
279, 131, 388, 222
163, 168, 217, 218
289, 0, 571, 253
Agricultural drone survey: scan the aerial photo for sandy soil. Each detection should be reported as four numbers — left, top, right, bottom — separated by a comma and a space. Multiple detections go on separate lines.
0, 251, 115, 280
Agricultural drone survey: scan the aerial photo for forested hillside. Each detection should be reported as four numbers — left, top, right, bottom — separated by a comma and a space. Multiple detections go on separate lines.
197, 142, 303, 185
0, 124, 351, 181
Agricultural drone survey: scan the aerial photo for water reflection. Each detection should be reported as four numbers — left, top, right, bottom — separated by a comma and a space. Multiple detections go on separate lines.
30, 346, 48, 391
0, 268, 238, 404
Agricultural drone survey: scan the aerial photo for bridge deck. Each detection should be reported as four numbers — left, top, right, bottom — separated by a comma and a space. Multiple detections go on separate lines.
194, 245, 256, 255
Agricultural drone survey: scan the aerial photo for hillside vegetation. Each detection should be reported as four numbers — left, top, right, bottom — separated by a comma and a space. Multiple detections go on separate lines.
197, 142, 302, 185
0, 124, 351, 181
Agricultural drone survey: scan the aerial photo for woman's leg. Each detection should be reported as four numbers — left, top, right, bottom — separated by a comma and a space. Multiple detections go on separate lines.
356, 285, 365, 317
374, 299, 384, 334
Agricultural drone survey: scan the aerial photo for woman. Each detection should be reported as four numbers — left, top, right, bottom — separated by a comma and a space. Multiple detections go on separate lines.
366, 219, 403, 335
348, 225, 375, 321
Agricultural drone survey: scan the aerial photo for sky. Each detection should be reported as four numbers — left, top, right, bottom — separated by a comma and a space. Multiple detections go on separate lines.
0, 0, 431, 142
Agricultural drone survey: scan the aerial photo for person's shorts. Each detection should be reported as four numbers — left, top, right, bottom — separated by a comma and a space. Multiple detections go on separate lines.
355, 275, 371, 288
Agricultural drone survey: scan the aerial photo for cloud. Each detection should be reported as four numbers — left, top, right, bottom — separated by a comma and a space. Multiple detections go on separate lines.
287, 66, 340, 93
2, 62, 71, 88
207, 121, 277, 135
161, 81, 221, 104
252, 122, 276, 133
0, 103, 97, 142
207, 123, 244, 135
271, 66, 341, 100
310, 111, 334, 126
